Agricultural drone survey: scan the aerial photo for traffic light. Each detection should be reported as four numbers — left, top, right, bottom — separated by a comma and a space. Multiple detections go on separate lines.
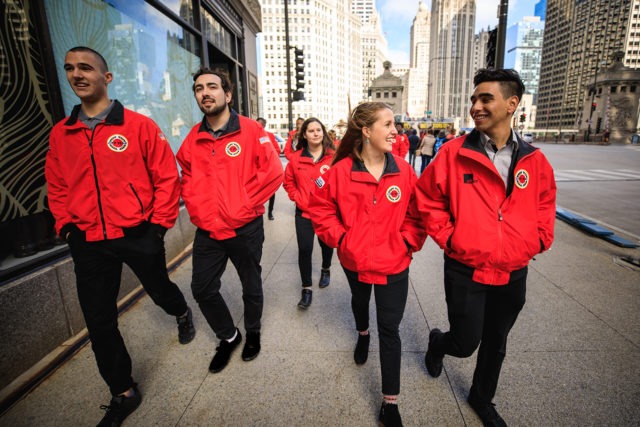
591, 102, 597, 112
294, 48, 304, 90
292, 91, 305, 102
519, 113, 526, 123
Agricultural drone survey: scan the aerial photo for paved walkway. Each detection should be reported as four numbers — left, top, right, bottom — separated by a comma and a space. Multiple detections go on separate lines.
1, 185, 639, 426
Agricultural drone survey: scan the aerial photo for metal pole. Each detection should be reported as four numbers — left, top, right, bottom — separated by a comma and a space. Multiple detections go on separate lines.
284, 0, 293, 131
586, 63, 599, 142
495, 0, 509, 68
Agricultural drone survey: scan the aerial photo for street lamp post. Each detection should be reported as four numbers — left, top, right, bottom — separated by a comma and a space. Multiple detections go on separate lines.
586, 63, 599, 142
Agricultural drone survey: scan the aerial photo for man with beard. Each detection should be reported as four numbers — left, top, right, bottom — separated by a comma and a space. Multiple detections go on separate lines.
177, 68, 283, 373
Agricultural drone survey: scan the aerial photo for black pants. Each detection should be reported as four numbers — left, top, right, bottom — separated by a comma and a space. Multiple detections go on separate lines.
268, 194, 275, 216
420, 155, 432, 174
408, 151, 417, 168
345, 268, 409, 396
431, 255, 526, 404
68, 224, 188, 396
191, 216, 264, 340
295, 214, 333, 286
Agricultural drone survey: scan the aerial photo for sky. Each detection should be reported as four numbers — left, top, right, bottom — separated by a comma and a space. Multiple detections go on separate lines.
376, 0, 536, 64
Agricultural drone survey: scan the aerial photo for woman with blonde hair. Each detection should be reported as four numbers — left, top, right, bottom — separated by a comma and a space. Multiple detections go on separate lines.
309, 102, 426, 426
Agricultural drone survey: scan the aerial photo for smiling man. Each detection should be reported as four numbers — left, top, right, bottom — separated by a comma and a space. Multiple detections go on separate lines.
177, 68, 283, 374
414, 68, 557, 426
45, 46, 195, 427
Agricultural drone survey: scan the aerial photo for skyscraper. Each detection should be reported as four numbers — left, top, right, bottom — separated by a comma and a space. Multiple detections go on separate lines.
428, 0, 476, 127
504, 16, 544, 101
536, 0, 632, 131
406, 1, 430, 118
260, 0, 362, 135
624, 0, 640, 68
534, 0, 546, 20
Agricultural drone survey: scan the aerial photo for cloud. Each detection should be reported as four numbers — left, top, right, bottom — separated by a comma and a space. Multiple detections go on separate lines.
474, 0, 499, 32
377, 0, 421, 25
387, 48, 410, 65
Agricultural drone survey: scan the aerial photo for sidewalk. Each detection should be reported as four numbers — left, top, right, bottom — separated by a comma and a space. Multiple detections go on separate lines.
1, 186, 639, 426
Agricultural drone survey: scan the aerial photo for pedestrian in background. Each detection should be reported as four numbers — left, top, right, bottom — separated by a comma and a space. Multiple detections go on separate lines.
283, 117, 335, 309
392, 122, 409, 161
310, 102, 426, 427
284, 117, 305, 160
414, 68, 556, 426
433, 130, 447, 156
407, 128, 420, 168
257, 117, 282, 220
46, 46, 195, 427
417, 129, 436, 174
177, 68, 283, 374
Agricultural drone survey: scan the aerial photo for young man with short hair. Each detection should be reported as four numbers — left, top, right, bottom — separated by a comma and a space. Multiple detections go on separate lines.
415, 68, 556, 426
45, 46, 195, 427
177, 68, 283, 374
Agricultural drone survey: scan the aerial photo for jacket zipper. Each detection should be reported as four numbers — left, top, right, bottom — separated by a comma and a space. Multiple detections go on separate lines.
89, 126, 108, 239
129, 183, 145, 214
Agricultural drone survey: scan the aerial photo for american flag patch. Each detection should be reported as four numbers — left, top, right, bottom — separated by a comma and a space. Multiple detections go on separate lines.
259, 136, 270, 144
315, 176, 325, 188
158, 132, 167, 141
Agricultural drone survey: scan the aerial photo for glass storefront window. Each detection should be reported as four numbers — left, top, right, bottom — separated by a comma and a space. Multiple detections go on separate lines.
157, 0, 195, 26
201, 6, 236, 59
44, 0, 203, 152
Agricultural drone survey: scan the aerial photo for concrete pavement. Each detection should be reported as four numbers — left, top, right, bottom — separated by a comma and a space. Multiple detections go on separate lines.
1, 184, 639, 426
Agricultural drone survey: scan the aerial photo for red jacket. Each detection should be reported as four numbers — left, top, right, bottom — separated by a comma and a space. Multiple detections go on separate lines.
177, 111, 283, 240
283, 148, 335, 219
264, 130, 281, 156
392, 133, 409, 158
414, 130, 556, 285
309, 154, 427, 284
45, 101, 180, 241
284, 129, 299, 160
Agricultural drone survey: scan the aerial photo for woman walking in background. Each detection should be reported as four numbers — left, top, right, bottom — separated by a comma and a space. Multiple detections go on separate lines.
309, 102, 426, 426
283, 118, 335, 309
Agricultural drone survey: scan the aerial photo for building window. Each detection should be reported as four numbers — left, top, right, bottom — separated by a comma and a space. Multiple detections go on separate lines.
45, 0, 202, 153
392, 92, 397, 98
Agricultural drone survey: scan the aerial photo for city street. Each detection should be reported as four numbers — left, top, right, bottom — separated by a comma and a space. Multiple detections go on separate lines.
533, 142, 640, 239
2, 142, 639, 426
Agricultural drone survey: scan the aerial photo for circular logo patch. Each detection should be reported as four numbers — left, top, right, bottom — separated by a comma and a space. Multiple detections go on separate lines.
386, 185, 401, 203
107, 134, 128, 152
515, 169, 529, 189
320, 165, 330, 174
225, 142, 241, 157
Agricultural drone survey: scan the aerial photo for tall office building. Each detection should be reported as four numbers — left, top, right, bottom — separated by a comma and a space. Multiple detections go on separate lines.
504, 16, 544, 101
536, 0, 632, 131
260, 0, 362, 135
359, 11, 388, 102
474, 28, 492, 71
624, 0, 640, 68
428, 0, 476, 127
534, 0, 546, 20
406, 1, 431, 118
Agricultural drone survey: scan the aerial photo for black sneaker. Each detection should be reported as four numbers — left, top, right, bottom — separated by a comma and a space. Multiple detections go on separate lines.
177, 307, 196, 344
378, 402, 403, 427
297, 288, 312, 309
425, 328, 444, 377
97, 384, 142, 427
209, 329, 242, 373
318, 268, 330, 288
242, 331, 261, 361
354, 333, 370, 365
467, 393, 507, 427
268, 213, 274, 220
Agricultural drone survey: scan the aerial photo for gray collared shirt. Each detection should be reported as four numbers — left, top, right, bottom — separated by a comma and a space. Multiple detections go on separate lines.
205, 118, 230, 138
78, 100, 115, 130
480, 130, 518, 188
